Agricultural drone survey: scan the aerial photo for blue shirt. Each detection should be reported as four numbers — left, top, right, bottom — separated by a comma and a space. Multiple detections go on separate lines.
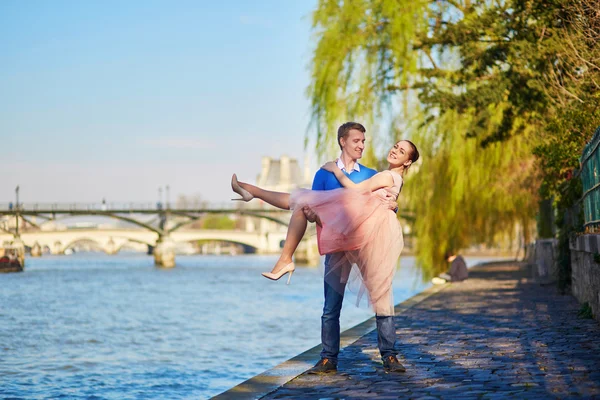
311, 163, 377, 191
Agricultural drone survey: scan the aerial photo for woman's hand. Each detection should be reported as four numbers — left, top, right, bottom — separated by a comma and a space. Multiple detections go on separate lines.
321, 161, 337, 172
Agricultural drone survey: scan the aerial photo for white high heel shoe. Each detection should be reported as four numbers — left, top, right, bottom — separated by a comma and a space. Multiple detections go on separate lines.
261, 262, 295, 285
231, 174, 254, 202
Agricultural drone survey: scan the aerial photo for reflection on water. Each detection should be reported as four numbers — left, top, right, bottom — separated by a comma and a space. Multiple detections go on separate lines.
0, 253, 502, 399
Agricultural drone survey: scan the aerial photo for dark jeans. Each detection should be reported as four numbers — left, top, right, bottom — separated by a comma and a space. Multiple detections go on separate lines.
320, 253, 398, 365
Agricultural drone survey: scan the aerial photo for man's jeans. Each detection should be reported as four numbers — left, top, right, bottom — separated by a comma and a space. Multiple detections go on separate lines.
320, 253, 398, 364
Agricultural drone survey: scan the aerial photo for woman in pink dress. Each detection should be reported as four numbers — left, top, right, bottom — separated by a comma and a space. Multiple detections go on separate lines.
231, 140, 419, 315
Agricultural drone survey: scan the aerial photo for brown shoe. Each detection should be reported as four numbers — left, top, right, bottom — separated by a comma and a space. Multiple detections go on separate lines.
307, 358, 337, 374
383, 355, 406, 373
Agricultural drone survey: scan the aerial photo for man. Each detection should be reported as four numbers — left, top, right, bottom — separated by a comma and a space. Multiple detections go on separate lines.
432, 251, 468, 284
303, 122, 406, 374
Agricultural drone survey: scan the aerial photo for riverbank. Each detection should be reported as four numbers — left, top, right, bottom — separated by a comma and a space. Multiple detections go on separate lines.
214, 261, 600, 399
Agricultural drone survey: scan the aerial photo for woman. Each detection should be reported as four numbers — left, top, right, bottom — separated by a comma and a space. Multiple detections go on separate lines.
232, 140, 419, 314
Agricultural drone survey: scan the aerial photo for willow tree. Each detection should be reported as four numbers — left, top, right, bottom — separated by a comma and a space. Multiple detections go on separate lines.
306, 0, 565, 277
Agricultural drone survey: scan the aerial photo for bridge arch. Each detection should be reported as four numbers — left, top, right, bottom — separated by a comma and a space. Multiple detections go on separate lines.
167, 210, 290, 233
13, 211, 163, 235
114, 237, 154, 254
195, 238, 259, 254
62, 238, 105, 252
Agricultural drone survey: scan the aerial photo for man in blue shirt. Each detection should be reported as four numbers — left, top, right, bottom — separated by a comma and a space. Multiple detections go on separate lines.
303, 122, 406, 374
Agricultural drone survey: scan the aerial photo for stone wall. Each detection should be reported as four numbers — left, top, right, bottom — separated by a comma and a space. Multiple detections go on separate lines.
570, 234, 600, 321
532, 239, 558, 283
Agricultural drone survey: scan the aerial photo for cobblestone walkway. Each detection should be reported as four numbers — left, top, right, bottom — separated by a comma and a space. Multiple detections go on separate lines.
262, 262, 600, 399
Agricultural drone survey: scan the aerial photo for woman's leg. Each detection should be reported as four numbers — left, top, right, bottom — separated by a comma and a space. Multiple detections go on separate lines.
270, 208, 308, 273
236, 177, 311, 274
238, 181, 290, 210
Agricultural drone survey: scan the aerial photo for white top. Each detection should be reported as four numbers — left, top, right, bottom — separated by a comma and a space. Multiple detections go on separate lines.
337, 158, 361, 173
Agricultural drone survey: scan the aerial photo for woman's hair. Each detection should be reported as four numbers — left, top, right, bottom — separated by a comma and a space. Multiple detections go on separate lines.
402, 139, 420, 164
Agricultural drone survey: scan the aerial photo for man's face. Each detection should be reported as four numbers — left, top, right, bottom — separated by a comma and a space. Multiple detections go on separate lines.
340, 129, 365, 160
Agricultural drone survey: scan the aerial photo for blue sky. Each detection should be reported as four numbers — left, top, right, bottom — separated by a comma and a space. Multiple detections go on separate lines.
1, 0, 318, 204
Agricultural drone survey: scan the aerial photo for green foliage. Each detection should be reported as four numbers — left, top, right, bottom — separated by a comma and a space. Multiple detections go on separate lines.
308, 0, 426, 160
577, 302, 594, 319
406, 109, 538, 277
201, 215, 236, 230
532, 0, 600, 200
307, 0, 600, 277
307, 0, 548, 276
534, 102, 600, 199
415, 0, 565, 145
532, 0, 600, 290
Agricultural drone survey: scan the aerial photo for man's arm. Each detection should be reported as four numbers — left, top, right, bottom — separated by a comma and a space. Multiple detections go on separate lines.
321, 163, 392, 192
382, 189, 399, 212
364, 167, 399, 212
311, 169, 328, 190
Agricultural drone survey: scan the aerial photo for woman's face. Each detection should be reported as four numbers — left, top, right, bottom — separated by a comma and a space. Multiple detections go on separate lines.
387, 141, 412, 168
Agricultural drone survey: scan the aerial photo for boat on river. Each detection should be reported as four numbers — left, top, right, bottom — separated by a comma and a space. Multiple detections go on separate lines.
0, 246, 24, 272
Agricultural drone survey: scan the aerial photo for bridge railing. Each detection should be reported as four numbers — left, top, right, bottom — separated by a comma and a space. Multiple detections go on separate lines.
580, 126, 600, 232
0, 202, 282, 212
1, 202, 153, 211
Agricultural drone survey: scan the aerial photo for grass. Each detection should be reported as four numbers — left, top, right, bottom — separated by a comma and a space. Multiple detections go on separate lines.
577, 302, 594, 319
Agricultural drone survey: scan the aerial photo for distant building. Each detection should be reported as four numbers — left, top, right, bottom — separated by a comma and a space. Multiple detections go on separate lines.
256, 155, 312, 192
243, 155, 312, 238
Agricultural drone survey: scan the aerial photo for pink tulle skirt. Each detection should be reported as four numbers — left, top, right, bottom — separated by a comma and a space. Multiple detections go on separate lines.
290, 188, 404, 315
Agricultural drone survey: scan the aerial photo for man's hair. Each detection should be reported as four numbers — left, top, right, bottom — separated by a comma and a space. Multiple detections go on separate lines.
337, 122, 366, 150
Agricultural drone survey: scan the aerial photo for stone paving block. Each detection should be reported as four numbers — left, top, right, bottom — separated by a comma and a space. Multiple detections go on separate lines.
258, 262, 600, 400
341, 390, 382, 397
481, 394, 513, 400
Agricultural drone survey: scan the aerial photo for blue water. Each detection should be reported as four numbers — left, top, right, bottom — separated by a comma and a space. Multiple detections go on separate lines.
0, 253, 498, 399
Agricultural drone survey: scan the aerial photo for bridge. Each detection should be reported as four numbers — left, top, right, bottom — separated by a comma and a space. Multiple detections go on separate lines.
0, 202, 413, 268
0, 228, 289, 255
0, 202, 320, 268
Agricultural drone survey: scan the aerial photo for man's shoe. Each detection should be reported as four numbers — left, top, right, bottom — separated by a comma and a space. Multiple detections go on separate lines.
307, 358, 337, 374
383, 355, 406, 373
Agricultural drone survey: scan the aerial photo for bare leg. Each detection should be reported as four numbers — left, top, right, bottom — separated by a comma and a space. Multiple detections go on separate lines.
270, 209, 308, 274
238, 181, 290, 210
235, 177, 312, 274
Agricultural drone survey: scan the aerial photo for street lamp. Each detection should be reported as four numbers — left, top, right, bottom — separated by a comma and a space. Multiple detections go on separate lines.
158, 186, 163, 210
15, 185, 20, 237
166, 185, 170, 210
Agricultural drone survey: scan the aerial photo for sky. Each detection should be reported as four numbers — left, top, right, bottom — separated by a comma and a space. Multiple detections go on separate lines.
1, 0, 319, 205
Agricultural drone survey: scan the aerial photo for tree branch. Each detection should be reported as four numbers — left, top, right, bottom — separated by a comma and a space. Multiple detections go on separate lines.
433, 0, 465, 13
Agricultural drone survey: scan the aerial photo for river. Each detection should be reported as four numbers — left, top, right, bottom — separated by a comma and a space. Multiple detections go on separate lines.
0, 253, 502, 399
